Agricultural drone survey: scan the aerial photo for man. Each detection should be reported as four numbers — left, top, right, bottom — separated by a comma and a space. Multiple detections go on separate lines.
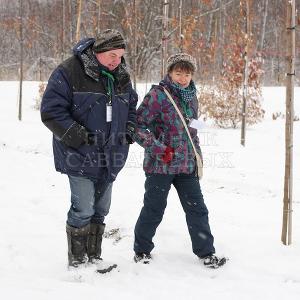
41, 29, 137, 268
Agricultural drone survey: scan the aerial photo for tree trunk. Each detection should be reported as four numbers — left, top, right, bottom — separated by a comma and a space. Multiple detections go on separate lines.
281, 0, 295, 246
179, 0, 183, 52
75, 0, 82, 42
97, 0, 101, 35
258, 0, 268, 52
133, 0, 137, 89
62, 0, 65, 60
18, 0, 23, 121
69, 0, 73, 45
241, 0, 250, 146
161, 0, 169, 77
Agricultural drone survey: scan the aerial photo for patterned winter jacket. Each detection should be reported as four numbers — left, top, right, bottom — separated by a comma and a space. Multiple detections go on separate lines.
134, 75, 202, 175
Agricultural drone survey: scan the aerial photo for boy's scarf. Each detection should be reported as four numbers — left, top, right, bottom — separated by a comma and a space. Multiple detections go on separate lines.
171, 81, 197, 118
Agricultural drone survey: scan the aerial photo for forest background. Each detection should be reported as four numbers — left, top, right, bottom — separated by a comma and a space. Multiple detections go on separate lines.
0, 0, 299, 87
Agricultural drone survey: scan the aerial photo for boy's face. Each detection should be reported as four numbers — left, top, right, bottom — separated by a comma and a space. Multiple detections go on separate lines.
169, 68, 192, 88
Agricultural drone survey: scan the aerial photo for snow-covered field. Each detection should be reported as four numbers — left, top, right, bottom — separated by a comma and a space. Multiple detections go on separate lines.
0, 82, 300, 300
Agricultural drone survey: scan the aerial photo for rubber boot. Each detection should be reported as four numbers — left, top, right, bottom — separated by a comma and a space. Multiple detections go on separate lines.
87, 223, 105, 263
66, 223, 90, 267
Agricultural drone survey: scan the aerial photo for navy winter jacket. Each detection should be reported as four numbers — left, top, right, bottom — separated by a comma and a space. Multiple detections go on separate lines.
41, 38, 138, 182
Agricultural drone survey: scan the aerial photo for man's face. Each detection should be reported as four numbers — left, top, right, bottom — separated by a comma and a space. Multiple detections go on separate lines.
95, 49, 125, 71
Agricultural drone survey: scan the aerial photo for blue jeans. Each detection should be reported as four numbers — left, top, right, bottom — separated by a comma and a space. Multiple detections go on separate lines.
134, 173, 215, 258
67, 175, 112, 228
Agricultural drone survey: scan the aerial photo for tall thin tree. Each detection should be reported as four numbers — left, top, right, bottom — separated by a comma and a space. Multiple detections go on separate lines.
133, 0, 137, 90
241, 0, 250, 146
69, 0, 73, 44
179, 0, 183, 52
258, 0, 268, 52
281, 0, 295, 245
62, 0, 65, 60
161, 0, 169, 77
18, 0, 24, 121
75, 0, 82, 42
97, 0, 101, 35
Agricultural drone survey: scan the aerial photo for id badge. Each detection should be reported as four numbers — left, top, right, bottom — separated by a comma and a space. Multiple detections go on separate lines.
106, 104, 112, 122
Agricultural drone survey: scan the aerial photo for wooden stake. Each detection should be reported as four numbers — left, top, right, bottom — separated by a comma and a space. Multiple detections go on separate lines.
281, 0, 295, 245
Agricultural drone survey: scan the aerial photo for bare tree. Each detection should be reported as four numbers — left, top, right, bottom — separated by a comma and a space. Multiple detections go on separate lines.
18, 0, 24, 121
161, 0, 169, 77
241, 0, 250, 146
97, 0, 101, 35
179, 0, 183, 52
281, 0, 296, 246
62, 0, 66, 60
0, 0, 298, 84
258, 0, 268, 52
132, 0, 137, 89
75, 0, 82, 42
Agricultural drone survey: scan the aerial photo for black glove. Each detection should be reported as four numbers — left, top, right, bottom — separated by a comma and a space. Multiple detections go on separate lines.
84, 131, 105, 146
125, 121, 136, 144
125, 133, 134, 144
61, 123, 105, 148
61, 123, 88, 149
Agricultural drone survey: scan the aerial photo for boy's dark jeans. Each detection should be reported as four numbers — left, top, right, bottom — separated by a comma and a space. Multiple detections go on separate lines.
134, 173, 215, 257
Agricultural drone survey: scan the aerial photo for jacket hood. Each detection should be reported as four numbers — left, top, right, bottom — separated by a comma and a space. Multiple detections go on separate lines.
159, 75, 180, 96
159, 74, 173, 88
72, 37, 131, 88
72, 38, 95, 56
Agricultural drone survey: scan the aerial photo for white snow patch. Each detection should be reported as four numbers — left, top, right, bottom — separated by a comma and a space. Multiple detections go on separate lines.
0, 82, 300, 300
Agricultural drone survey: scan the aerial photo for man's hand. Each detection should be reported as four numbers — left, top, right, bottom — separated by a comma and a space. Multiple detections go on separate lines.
125, 121, 136, 144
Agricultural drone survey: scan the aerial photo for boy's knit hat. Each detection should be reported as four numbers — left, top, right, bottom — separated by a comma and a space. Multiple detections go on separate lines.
166, 53, 197, 72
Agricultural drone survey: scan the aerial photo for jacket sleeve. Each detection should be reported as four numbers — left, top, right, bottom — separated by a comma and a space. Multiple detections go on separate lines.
128, 85, 138, 125
191, 132, 203, 161
190, 98, 203, 161
125, 85, 138, 141
40, 67, 88, 149
134, 89, 167, 156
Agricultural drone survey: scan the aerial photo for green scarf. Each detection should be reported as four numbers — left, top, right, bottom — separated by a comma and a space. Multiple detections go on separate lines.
171, 81, 196, 118
101, 70, 115, 103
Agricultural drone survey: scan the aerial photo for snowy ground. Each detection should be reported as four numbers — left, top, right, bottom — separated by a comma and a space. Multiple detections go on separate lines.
0, 82, 300, 300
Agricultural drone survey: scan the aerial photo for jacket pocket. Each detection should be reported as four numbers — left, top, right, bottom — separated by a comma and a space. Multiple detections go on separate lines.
115, 93, 130, 134
117, 93, 130, 106
71, 92, 106, 119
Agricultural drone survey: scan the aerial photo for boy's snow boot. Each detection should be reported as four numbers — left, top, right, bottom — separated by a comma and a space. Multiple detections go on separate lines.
134, 253, 152, 264
199, 254, 227, 269
87, 223, 105, 263
66, 223, 90, 268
